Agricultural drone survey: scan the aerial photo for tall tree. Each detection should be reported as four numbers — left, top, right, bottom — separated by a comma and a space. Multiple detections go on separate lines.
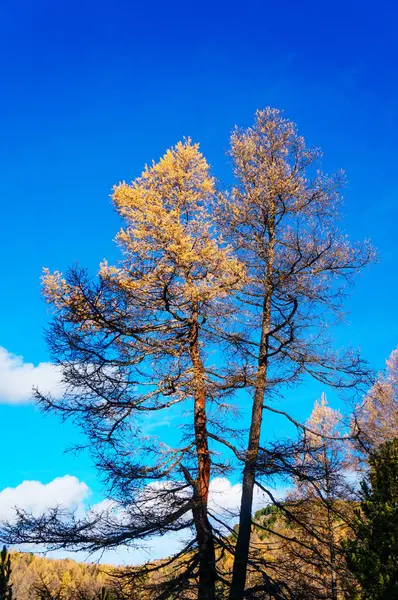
0, 109, 374, 599
344, 438, 398, 599
2, 140, 243, 600
0, 546, 13, 600
218, 108, 374, 600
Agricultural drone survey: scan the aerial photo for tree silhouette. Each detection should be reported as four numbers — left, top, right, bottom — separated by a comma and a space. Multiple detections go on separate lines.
0, 546, 13, 600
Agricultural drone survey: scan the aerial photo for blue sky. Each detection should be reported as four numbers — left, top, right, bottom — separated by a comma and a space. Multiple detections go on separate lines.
1, 0, 397, 561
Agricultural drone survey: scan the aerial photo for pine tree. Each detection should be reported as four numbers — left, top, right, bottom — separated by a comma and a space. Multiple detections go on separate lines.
0, 546, 13, 600
344, 438, 398, 599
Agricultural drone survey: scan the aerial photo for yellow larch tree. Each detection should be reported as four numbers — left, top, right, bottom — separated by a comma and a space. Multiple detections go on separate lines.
290, 395, 354, 600
247, 396, 356, 600
218, 108, 374, 600
355, 348, 398, 450
9, 140, 243, 600
1, 109, 375, 600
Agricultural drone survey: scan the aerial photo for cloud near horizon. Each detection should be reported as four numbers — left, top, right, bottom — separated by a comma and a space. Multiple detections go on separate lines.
0, 475, 285, 564
0, 346, 63, 404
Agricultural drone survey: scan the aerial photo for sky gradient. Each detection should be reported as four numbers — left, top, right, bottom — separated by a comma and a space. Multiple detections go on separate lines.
1, 0, 397, 562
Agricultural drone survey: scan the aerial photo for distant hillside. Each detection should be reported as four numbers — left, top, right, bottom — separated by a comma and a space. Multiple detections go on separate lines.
9, 499, 357, 599
10, 551, 113, 599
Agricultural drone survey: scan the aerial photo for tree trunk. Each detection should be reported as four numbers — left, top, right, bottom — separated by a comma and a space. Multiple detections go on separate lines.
324, 455, 338, 600
229, 214, 275, 600
229, 362, 267, 600
189, 313, 216, 600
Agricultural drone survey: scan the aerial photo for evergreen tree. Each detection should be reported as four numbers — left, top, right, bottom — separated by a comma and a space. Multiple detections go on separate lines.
344, 438, 398, 599
0, 546, 13, 600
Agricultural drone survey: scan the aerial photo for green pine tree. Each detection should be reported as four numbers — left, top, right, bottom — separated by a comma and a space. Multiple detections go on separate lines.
344, 439, 398, 599
0, 546, 13, 600
98, 588, 109, 600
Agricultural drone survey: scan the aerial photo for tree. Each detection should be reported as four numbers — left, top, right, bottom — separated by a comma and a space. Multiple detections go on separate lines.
344, 438, 398, 599
0, 109, 374, 600
218, 108, 374, 600
0, 546, 13, 600
284, 396, 355, 599
32, 573, 62, 600
6, 552, 114, 600
243, 397, 357, 600
1, 140, 243, 600
354, 348, 398, 451
296, 396, 350, 599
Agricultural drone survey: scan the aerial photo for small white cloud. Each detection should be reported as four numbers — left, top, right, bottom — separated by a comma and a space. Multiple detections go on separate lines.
208, 477, 243, 514
0, 346, 63, 404
0, 476, 90, 522
208, 477, 281, 517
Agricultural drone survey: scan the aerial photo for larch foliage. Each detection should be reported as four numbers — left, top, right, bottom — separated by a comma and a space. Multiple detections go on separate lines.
355, 348, 398, 450
274, 396, 355, 600
29, 140, 243, 600
101, 140, 243, 304
304, 394, 351, 476
220, 108, 374, 600
2, 110, 375, 600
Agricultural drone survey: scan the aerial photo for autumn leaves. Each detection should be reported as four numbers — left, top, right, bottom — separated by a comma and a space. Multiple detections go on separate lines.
35, 108, 374, 599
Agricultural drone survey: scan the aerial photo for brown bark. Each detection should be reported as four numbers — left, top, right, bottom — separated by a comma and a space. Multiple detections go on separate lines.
229, 362, 267, 600
229, 216, 275, 600
324, 446, 338, 600
189, 311, 216, 600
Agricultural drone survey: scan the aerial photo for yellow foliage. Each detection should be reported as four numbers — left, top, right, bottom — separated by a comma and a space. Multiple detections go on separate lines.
42, 139, 244, 326
356, 348, 398, 448
103, 139, 243, 304
10, 552, 110, 600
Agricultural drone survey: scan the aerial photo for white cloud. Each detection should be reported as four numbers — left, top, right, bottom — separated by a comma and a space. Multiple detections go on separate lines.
208, 477, 243, 515
0, 476, 90, 522
0, 476, 190, 565
208, 477, 283, 517
0, 473, 287, 564
0, 346, 63, 404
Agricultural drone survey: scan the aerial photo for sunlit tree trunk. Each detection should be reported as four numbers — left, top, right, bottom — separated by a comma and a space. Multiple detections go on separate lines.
222, 108, 373, 600
189, 310, 216, 600
230, 215, 275, 600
